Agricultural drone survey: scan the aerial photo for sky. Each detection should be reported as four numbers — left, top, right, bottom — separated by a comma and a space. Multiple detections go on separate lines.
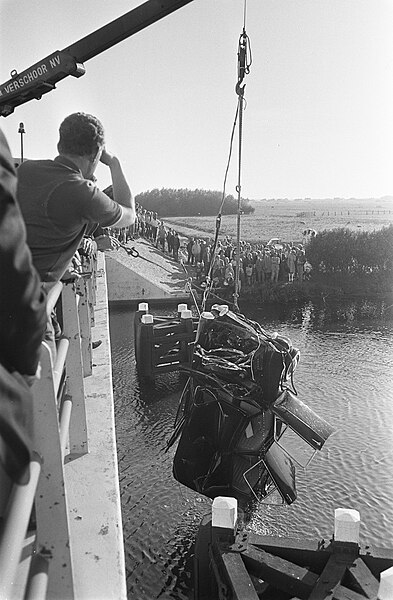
1, 0, 392, 200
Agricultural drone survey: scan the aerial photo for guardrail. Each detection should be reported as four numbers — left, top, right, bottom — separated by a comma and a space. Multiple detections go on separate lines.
0, 255, 96, 600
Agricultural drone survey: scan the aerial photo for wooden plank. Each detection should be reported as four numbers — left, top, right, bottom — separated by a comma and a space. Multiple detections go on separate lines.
248, 533, 393, 581
249, 574, 269, 596
194, 515, 213, 600
154, 332, 193, 343
248, 532, 329, 552
153, 322, 182, 332
308, 555, 348, 600
154, 362, 182, 374
220, 552, 260, 600
346, 557, 379, 599
333, 584, 372, 600
360, 547, 393, 579
155, 350, 180, 362
242, 544, 318, 599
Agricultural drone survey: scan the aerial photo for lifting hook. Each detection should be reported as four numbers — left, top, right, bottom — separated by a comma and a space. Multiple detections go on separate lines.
236, 30, 250, 97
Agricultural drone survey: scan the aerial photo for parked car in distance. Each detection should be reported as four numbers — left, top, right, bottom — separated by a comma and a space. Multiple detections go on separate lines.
266, 238, 284, 251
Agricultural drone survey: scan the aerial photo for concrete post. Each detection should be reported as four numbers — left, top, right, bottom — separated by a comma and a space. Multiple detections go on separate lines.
141, 314, 154, 324
177, 303, 188, 318
180, 309, 194, 364
138, 314, 154, 378
211, 496, 238, 545
134, 303, 149, 363
378, 565, 393, 600
134, 302, 149, 335
334, 508, 360, 544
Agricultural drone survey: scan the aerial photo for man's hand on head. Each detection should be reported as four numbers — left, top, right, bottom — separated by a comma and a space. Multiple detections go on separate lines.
100, 149, 116, 167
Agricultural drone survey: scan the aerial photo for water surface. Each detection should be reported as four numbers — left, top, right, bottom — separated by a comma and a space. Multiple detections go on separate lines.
110, 298, 393, 599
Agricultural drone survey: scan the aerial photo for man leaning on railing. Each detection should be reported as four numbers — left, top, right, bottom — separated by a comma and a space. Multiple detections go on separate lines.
16, 112, 136, 357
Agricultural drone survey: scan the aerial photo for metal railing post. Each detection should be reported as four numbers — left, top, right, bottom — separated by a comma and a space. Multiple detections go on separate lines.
32, 342, 75, 599
77, 277, 93, 377
0, 456, 41, 599
61, 283, 89, 455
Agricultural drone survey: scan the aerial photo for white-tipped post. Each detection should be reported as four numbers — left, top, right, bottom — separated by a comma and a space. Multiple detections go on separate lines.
177, 303, 188, 314
378, 566, 393, 600
141, 314, 154, 325
334, 508, 360, 544
138, 302, 149, 312
180, 309, 192, 320
212, 497, 238, 531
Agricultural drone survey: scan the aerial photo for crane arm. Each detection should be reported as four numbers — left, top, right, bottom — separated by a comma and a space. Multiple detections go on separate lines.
0, 0, 194, 117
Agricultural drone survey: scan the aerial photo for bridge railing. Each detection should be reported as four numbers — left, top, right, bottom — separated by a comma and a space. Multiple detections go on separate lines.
0, 254, 97, 600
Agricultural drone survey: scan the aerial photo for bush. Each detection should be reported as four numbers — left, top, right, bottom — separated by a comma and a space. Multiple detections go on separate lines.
306, 225, 393, 276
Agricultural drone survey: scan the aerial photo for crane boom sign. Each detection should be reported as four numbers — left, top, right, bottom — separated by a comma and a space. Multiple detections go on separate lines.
0, 0, 194, 117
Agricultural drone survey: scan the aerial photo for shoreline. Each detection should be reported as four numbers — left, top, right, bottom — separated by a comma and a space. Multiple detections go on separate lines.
238, 276, 393, 305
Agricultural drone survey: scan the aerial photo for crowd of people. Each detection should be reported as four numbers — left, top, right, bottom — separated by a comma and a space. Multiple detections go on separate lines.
186, 237, 311, 291
105, 208, 312, 295
107, 216, 312, 297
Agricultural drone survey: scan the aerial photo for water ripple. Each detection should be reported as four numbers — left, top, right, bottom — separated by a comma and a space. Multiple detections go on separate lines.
110, 300, 393, 598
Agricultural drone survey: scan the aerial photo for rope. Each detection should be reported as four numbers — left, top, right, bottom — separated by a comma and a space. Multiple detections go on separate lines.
202, 3, 252, 312
243, 0, 247, 30
234, 26, 252, 310
179, 259, 201, 316
202, 103, 240, 311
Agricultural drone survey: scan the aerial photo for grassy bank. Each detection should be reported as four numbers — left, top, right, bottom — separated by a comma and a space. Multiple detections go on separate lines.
239, 272, 393, 305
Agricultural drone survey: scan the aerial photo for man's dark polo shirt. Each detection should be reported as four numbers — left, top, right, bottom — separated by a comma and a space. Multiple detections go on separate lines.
17, 156, 122, 282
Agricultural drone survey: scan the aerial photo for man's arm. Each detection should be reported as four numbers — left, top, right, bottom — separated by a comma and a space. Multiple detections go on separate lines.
100, 150, 135, 228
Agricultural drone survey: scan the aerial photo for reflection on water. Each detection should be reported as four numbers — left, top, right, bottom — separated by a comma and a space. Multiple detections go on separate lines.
110, 298, 393, 600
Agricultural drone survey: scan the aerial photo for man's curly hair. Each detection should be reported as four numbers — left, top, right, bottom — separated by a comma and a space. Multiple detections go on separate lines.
58, 112, 105, 157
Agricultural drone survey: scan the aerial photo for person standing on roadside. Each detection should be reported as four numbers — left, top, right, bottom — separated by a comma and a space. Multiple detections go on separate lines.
262, 250, 272, 283
297, 249, 307, 283
271, 251, 280, 283
157, 221, 167, 251
173, 232, 181, 261
287, 249, 297, 283
187, 237, 194, 265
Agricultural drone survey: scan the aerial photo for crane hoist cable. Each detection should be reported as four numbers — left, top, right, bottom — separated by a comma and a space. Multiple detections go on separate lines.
201, 5, 252, 312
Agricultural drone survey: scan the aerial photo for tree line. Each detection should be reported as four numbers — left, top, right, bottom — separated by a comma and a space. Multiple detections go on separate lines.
306, 225, 393, 276
135, 188, 255, 217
